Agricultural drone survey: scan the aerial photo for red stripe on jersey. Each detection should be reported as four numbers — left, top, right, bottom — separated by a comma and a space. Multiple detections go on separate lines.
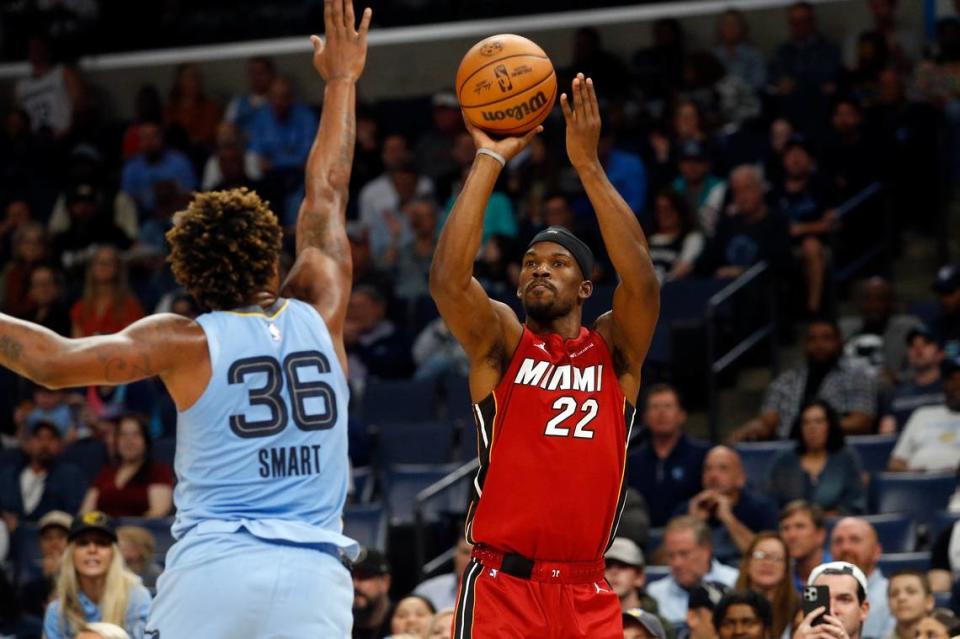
464, 326, 634, 562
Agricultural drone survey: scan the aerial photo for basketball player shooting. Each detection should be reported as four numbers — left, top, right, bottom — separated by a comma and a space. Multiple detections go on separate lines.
0, 0, 370, 636
430, 74, 660, 638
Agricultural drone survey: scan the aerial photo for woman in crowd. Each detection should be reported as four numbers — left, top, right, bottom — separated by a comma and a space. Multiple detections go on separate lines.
389, 595, 436, 637
43, 512, 151, 639
81, 414, 173, 518
117, 526, 162, 591
164, 63, 221, 152
734, 532, 798, 639
767, 399, 866, 514
77, 622, 131, 639
917, 610, 960, 639
426, 608, 455, 639
0, 221, 46, 317
886, 570, 935, 639
713, 8, 765, 92
70, 245, 144, 338
648, 188, 704, 283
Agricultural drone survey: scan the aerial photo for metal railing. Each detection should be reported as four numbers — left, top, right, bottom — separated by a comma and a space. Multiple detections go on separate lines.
705, 261, 778, 442
413, 457, 479, 574
832, 181, 885, 284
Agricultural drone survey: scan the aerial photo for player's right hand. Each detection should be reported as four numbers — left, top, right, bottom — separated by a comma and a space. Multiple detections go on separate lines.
310, 0, 372, 83
463, 115, 542, 166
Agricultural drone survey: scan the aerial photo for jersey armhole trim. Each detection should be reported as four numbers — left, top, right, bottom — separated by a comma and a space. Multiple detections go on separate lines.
176, 316, 217, 416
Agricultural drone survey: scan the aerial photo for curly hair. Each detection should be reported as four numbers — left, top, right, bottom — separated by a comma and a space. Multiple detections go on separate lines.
166, 188, 281, 311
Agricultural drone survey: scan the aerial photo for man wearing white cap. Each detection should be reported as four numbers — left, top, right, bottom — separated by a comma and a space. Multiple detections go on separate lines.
829, 517, 894, 639
795, 561, 870, 639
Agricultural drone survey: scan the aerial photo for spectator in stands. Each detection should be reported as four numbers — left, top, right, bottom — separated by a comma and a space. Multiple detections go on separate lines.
24, 383, 76, 439
116, 526, 161, 592
80, 414, 173, 518
43, 512, 150, 639
735, 533, 799, 639
225, 56, 275, 136
352, 547, 393, 639
930, 264, 960, 359
917, 611, 960, 639
629, 384, 710, 528
888, 356, 960, 472
700, 165, 791, 280
0, 199, 31, 266
426, 609, 455, 639
633, 18, 687, 104
647, 515, 739, 626
345, 285, 413, 388
164, 63, 221, 152
474, 233, 520, 298
820, 98, 881, 205
347, 224, 393, 298
830, 518, 895, 639
605, 538, 657, 614
413, 536, 471, 611
672, 142, 726, 238
562, 27, 630, 101
779, 500, 830, 590
0, 221, 46, 317
688, 583, 729, 639
201, 121, 263, 191
412, 318, 469, 381
844, 0, 918, 73
0, 421, 86, 526
121, 86, 163, 161
795, 562, 870, 639
713, 9, 766, 92
389, 595, 435, 637
731, 318, 876, 441
52, 184, 133, 272
886, 570, 935, 639
381, 197, 437, 299
840, 278, 921, 382
19, 510, 72, 618
680, 446, 778, 563
77, 622, 131, 639
600, 125, 648, 221
623, 607, 669, 639
768, 399, 867, 514
768, 2, 843, 130
649, 189, 704, 284
14, 35, 83, 138
70, 246, 144, 338
929, 518, 960, 592
120, 122, 197, 215
414, 91, 463, 191
879, 328, 945, 433
713, 590, 773, 639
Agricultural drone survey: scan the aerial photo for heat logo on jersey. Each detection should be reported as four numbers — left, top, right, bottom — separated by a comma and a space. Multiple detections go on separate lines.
513, 357, 604, 393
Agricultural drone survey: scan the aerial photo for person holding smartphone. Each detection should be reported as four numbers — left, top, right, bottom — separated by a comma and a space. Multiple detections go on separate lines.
795, 562, 871, 639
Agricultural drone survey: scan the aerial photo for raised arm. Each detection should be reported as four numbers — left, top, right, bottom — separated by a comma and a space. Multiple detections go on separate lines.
0, 312, 207, 408
562, 75, 659, 403
429, 122, 539, 399
280, 0, 371, 363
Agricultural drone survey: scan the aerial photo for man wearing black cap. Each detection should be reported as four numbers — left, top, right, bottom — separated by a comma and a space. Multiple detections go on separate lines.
431, 74, 659, 638
672, 140, 726, 237
889, 355, 960, 472
351, 547, 393, 639
931, 264, 960, 360
878, 327, 945, 433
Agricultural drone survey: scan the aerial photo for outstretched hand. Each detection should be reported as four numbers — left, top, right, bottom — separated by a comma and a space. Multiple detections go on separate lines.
310, 0, 372, 83
561, 73, 601, 170
463, 115, 542, 166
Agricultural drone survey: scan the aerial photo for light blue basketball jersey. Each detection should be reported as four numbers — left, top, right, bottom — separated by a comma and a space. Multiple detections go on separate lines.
171, 298, 357, 558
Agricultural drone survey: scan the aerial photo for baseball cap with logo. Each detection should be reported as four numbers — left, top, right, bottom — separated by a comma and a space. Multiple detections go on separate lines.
68, 511, 117, 543
623, 608, 667, 639
605, 537, 645, 568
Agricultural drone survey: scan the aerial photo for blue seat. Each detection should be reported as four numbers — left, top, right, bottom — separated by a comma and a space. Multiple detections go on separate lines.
377, 421, 456, 465
382, 463, 463, 526
11, 523, 41, 587
734, 441, 794, 491
343, 503, 387, 551
442, 375, 474, 425
876, 552, 930, 575
362, 378, 438, 425
582, 284, 616, 327
846, 435, 897, 476
646, 565, 671, 583
826, 513, 916, 553
351, 465, 375, 504
647, 279, 726, 364
645, 527, 665, 558
871, 473, 956, 528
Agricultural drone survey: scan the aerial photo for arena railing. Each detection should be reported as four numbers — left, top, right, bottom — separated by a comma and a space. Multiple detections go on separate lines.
705, 260, 779, 443
413, 457, 479, 575
830, 181, 885, 285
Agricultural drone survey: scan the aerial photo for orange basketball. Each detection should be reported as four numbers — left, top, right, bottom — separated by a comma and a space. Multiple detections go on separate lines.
456, 34, 557, 136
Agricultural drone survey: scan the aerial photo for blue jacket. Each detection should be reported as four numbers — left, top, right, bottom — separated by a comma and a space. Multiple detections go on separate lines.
0, 454, 86, 521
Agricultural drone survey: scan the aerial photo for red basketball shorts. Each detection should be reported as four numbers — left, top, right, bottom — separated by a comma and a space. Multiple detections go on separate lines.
451, 547, 623, 639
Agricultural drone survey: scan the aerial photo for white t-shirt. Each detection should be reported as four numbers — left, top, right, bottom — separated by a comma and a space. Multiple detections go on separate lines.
15, 65, 72, 135
891, 405, 960, 471
19, 466, 47, 516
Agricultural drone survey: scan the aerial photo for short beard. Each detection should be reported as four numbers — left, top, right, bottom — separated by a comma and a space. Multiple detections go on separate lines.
523, 297, 573, 324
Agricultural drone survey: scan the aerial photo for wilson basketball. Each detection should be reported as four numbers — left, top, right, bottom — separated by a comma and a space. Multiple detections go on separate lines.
456, 34, 557, 136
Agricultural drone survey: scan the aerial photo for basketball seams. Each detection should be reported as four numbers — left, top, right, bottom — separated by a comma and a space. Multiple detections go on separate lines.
456, 53, 550, 105
462, 79, 556, 135
460, 70, 557, 109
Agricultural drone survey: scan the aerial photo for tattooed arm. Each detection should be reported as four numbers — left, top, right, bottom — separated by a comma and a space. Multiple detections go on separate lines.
0, 313, 208, 408
280, 0, 371, 372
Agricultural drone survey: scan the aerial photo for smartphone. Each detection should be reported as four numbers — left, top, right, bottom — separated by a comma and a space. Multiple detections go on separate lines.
802, 585, 830, 626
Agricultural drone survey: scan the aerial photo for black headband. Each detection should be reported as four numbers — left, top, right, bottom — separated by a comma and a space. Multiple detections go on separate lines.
527, 226, 594, 279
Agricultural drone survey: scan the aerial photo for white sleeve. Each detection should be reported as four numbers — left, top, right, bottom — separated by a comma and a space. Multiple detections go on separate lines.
891, 410, 922, 465
678, 231, 705, 264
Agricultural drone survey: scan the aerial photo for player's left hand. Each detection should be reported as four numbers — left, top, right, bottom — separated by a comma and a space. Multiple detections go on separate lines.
561, 73, 601, 170
310, 0, 372, 83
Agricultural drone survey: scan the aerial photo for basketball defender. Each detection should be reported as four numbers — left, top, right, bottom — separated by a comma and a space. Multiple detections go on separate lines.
430, 75, 660, 638
0, 1, 370, 635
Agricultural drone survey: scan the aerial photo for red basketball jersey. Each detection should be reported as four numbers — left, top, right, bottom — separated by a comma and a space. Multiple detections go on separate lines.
465, 325, 636, 562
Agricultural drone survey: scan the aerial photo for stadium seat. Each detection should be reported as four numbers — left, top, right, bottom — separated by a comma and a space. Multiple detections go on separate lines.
382, 463, 463, 526
362, 378, 439, 425
825, 513, 916, 553
153, 437, 177, 468
645, 527, 665, 558
11, 523, 41, 587
376, 421, 456, 465
733, 441, 794, 491
351, 465, 375, 504
645, 565, 670, 583
871, 473, 956, 528
343, 503, 388, 551
876, 552, 930, 575
442, 375, 474, 425
582, 283, 616, 327
935, 592, 951, 609
61, 438, 109, 483
846, 435, 897, 476
931, 511, 960, 540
